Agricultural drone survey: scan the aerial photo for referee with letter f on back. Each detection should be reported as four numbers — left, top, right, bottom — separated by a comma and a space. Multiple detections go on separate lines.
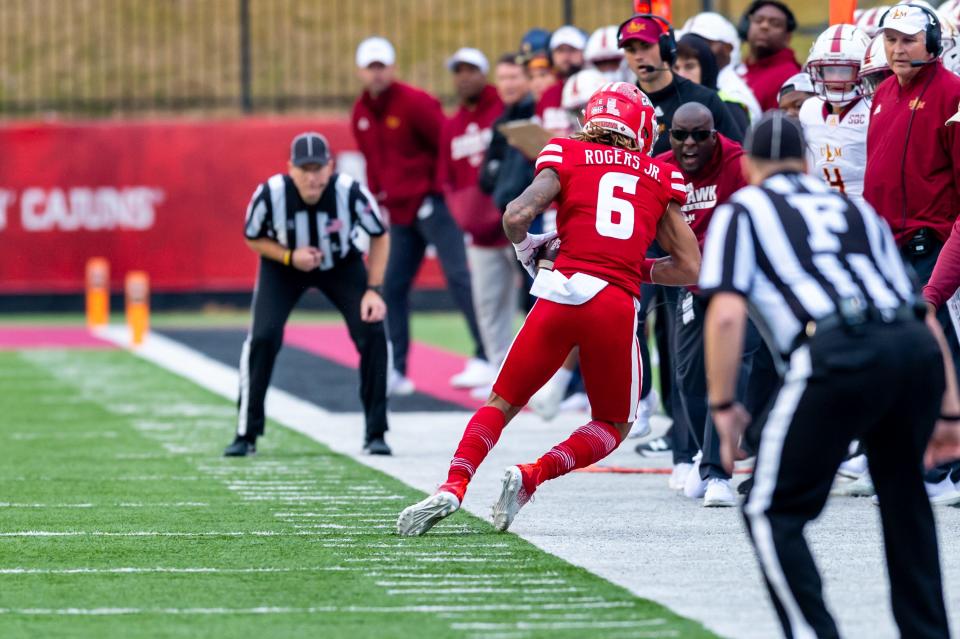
224, 132, 393, 458
701, 112, 960, 638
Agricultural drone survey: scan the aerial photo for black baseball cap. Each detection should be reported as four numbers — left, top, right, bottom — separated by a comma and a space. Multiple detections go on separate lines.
290, 132, 331, 167
744, 111, 805, 161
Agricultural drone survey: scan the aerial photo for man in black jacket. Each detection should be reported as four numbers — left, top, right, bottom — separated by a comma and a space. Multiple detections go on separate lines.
618, 14, 743, 156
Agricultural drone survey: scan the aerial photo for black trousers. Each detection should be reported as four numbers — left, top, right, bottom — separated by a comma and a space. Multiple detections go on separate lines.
236, 255, 388, 442
384, 195, 484, 375
901, 238, 960, 483
744, 321, 948, 639
674, 291, 776, 478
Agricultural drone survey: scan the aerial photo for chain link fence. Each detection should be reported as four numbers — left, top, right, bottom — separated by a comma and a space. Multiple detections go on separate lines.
0, 0, 823, 118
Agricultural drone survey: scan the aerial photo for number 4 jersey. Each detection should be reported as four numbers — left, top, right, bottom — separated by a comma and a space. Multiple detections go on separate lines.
798, 96, 869, 203
533, 137, 687, 302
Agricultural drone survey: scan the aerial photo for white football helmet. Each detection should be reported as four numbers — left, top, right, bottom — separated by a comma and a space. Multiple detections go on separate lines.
941, 0, 960, 26
807, 24, 872, 107
584, 26, 625, 81
562, 68, 608, 129
938, 13, 960, 74
856, 5, 890, 37
859, 35, 892, 99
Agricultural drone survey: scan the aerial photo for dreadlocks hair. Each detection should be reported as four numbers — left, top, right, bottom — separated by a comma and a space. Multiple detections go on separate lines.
571, 124, 641, 152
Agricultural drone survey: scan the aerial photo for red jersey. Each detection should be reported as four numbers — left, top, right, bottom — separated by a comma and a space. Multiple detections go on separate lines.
535, 137, 687, 296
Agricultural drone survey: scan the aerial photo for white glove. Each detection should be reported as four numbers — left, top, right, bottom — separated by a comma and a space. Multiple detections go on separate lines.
513, 230, 558, 278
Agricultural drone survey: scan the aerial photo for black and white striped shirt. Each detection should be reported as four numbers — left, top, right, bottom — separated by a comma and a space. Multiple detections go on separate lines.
243, 173, 386, 271
699, 171, 915, 354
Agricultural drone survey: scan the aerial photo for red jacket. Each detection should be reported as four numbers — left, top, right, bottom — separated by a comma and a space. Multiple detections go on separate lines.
924, 216, 960, 308
864, 62, 960, 246
741, 48, 801, 112
351, 81, 444, 226
536, 82, 568, 132
436, 85, 506, 247
655, 133, 746, 246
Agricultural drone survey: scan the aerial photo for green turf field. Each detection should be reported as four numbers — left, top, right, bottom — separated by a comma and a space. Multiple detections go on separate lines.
0, 349, 712, 638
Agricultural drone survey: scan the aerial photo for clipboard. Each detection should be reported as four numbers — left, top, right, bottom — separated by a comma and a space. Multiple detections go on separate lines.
497, 119, 554, 160
947, 288, 960, 339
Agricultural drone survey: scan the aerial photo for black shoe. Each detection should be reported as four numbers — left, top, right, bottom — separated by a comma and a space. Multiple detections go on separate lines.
635, 436, 672, 457
224, 437, 256, 457
737, 475, 754, 496
364, 437, 392, 456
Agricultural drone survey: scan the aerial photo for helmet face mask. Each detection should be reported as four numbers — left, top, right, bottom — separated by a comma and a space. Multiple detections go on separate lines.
809, 61, 862, 105
582, 82, 658, 154
807, 23, 871, 107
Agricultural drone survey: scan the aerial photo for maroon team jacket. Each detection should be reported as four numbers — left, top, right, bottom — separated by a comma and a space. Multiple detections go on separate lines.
864, 62, 960, 247
351, 81, 444, 226
741, 48, 801, 112
655, 133, 746, 246
436, 84, 505, 247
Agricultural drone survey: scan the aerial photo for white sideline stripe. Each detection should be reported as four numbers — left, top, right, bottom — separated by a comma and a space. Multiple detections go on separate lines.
0, 503, 208, 508
0, 602, 634, 616
0, 531, 322, 537
0, 567, 338, 575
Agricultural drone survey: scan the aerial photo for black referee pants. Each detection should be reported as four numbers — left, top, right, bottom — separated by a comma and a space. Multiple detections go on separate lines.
901, 239, 960, 484
236, 255, 388, 443
744, 321, 948, 639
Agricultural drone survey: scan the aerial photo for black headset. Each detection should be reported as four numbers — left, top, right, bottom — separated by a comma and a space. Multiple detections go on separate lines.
738, 0, 798, 41
617, 14, 677, 66
877, 4, 943, 57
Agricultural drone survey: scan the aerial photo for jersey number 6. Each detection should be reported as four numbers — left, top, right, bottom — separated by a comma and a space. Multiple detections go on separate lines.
596, 172, 639, 240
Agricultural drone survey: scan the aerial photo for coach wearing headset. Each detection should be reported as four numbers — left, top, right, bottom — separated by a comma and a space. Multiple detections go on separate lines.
619, 13, 744, 468
865, 4, 960, 500
618, 14, 744, 156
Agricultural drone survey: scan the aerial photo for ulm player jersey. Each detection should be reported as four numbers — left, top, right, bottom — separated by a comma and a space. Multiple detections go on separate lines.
534, 137, 686, 297
798, 96, 869, 202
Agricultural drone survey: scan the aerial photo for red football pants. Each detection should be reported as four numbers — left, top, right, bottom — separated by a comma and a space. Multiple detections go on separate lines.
493, 285, 642, 423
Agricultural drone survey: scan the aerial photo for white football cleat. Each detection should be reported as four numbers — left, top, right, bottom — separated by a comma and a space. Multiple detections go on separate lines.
492, 466, 532, 532
396, 491, 460, 536
668, 462, 693, 491
837, 454, 868, 479
450, 358, 496, 389
683, 453, 707, 499
925, 477, 960, 507
388, 369, 416, 397
703, 478, 737, 507
528, 369, 572, 421
629, 390, 659, 439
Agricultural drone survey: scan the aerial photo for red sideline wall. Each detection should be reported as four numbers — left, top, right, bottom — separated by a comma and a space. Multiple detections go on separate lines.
0, 118, 445, 294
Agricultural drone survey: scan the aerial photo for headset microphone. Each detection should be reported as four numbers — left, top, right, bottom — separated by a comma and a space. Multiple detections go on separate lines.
909, 58, 935, 67
638, 64, 669, 72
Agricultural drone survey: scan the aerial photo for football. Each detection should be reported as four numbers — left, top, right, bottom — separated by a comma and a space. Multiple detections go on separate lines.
534, 237, 561, 271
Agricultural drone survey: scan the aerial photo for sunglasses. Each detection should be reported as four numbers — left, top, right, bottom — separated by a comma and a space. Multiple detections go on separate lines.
670, 129, 714, 142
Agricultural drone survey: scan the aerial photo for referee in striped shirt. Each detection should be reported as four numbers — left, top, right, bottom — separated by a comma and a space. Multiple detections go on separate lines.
225, 132, 392, 457
701, 112, 960, 638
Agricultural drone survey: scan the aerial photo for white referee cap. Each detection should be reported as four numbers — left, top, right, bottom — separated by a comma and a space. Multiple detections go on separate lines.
356, 37, 396, 68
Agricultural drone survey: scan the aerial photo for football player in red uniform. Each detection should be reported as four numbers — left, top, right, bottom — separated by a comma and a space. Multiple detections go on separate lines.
397, 83, 700, 536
